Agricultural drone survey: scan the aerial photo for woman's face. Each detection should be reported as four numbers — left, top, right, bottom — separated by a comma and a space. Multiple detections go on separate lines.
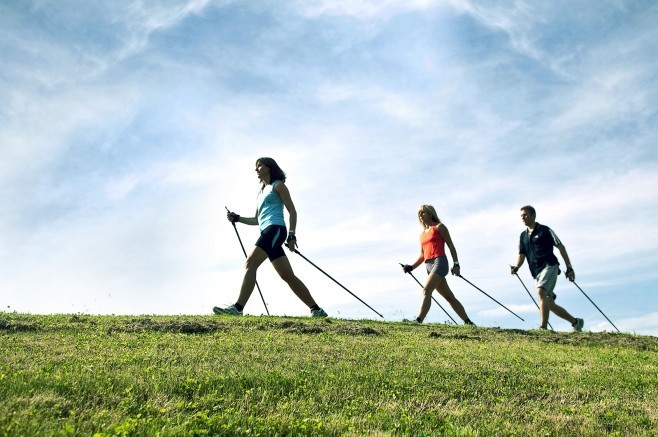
255, 161, 270, 180
419, 210, 432, 226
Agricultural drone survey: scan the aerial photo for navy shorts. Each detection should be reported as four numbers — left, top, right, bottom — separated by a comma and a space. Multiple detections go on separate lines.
255, 225, 287, 261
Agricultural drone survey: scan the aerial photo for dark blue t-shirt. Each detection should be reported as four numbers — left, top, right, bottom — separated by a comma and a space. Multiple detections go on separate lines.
519, 223, 561, 278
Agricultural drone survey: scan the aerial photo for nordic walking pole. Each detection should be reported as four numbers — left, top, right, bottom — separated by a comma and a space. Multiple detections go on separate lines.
571, 280, 620, 333
399, 263, 458, 324
293, 249, 384, 318
511, 267, 553, 330
457, 274, 524, 321
225, 206, 269, 316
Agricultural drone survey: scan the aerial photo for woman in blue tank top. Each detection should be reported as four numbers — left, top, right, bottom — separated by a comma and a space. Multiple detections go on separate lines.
213, 157, 327, 318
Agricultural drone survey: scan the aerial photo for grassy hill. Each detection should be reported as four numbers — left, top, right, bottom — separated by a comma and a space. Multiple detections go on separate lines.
1, 313, 657, 436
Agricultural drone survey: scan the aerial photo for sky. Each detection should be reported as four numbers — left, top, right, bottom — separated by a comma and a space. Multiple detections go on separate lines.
1, 0, 657, 336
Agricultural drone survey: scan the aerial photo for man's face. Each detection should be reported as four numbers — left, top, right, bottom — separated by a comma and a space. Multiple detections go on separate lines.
521, 209, 536, 227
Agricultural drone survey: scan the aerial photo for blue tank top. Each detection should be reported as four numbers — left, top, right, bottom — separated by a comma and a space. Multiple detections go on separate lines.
257, 180, 286, 232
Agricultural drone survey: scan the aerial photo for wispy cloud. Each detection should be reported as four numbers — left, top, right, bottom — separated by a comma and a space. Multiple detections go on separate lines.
293, 0, 445, 19
1, 1, 657, 334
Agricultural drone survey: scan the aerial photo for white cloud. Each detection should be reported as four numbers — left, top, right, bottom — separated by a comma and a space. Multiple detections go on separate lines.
617, 312, 658, 337
294, 0, 447, 19
1, 1, 657, 336
0, 85, 138, 184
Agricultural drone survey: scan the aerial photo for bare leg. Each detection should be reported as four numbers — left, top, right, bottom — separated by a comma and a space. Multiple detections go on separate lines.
538, 287, 577, 327
236, 247, 269, 307
417, 273, 443, 321
551, 303, 577, 324
435, 278, 470, 322
271, 255, 317, 308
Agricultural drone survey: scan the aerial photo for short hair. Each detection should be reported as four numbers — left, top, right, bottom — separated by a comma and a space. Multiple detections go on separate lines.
256, 157, 286, 183
520, 205, 536, 216
417, 204, 441, 227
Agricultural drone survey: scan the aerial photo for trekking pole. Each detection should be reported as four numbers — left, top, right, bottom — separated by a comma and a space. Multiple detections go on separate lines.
293, 249, 384, 318
225, 206, 269, 316
511, 268, 553, 330
457, 275, 524, 321
571, 280, 620, 333
399, 263, 458, 324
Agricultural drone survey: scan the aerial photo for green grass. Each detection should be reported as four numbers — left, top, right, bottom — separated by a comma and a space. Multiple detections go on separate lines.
1, 313, 657, 436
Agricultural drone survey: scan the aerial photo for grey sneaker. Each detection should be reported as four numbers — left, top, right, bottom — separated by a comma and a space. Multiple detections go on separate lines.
310, 308, 328, 318
572, 318, 584, 332
213, 304, 243, 316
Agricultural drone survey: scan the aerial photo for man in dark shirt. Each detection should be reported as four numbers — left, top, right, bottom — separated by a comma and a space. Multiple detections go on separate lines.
510, 205, 584, 332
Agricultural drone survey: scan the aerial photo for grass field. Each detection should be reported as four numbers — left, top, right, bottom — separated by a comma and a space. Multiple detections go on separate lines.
1, 313, 657, 436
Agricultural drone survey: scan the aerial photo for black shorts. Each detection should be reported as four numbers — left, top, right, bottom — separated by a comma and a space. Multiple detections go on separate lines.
255, 225, 287, 261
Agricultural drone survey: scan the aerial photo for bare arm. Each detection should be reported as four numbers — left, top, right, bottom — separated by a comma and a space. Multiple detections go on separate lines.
438, 223, 460, 275
510, 254, 525, 275
274, 182, 298, 250
556, 243, 575, 281
401, 245, 424, 273
412, 246, 425, 269
226, 208, 258, 226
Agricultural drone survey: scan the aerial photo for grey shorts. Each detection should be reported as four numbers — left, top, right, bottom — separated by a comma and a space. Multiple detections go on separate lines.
425, 256, 449, 277
535, 264, 559, 299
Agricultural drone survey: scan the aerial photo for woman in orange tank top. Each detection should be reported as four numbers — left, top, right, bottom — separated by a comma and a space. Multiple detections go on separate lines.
402, 205, 475, 325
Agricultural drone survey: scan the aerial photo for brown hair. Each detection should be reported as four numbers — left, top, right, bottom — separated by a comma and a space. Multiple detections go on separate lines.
256, 157, 286, 185
520, 205, 536, 216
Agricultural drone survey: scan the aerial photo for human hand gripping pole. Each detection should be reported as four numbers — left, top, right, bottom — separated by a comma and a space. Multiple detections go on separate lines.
399, 263, 458, 324
510, 266, 553, 330
224, 206, 270, 316
293, 249, 384, 318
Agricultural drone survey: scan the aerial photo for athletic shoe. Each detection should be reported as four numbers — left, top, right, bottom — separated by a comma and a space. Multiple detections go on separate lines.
572, 318, 584, 332
464, 319, 476, 326
213, 304, 243, 316
310, 308, 328, 318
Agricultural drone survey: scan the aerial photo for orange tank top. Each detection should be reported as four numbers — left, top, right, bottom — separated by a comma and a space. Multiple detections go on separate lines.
420, 226, 446, 260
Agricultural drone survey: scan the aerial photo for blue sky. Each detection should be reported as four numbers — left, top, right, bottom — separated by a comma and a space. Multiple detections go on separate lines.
2, 0, 657, 335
